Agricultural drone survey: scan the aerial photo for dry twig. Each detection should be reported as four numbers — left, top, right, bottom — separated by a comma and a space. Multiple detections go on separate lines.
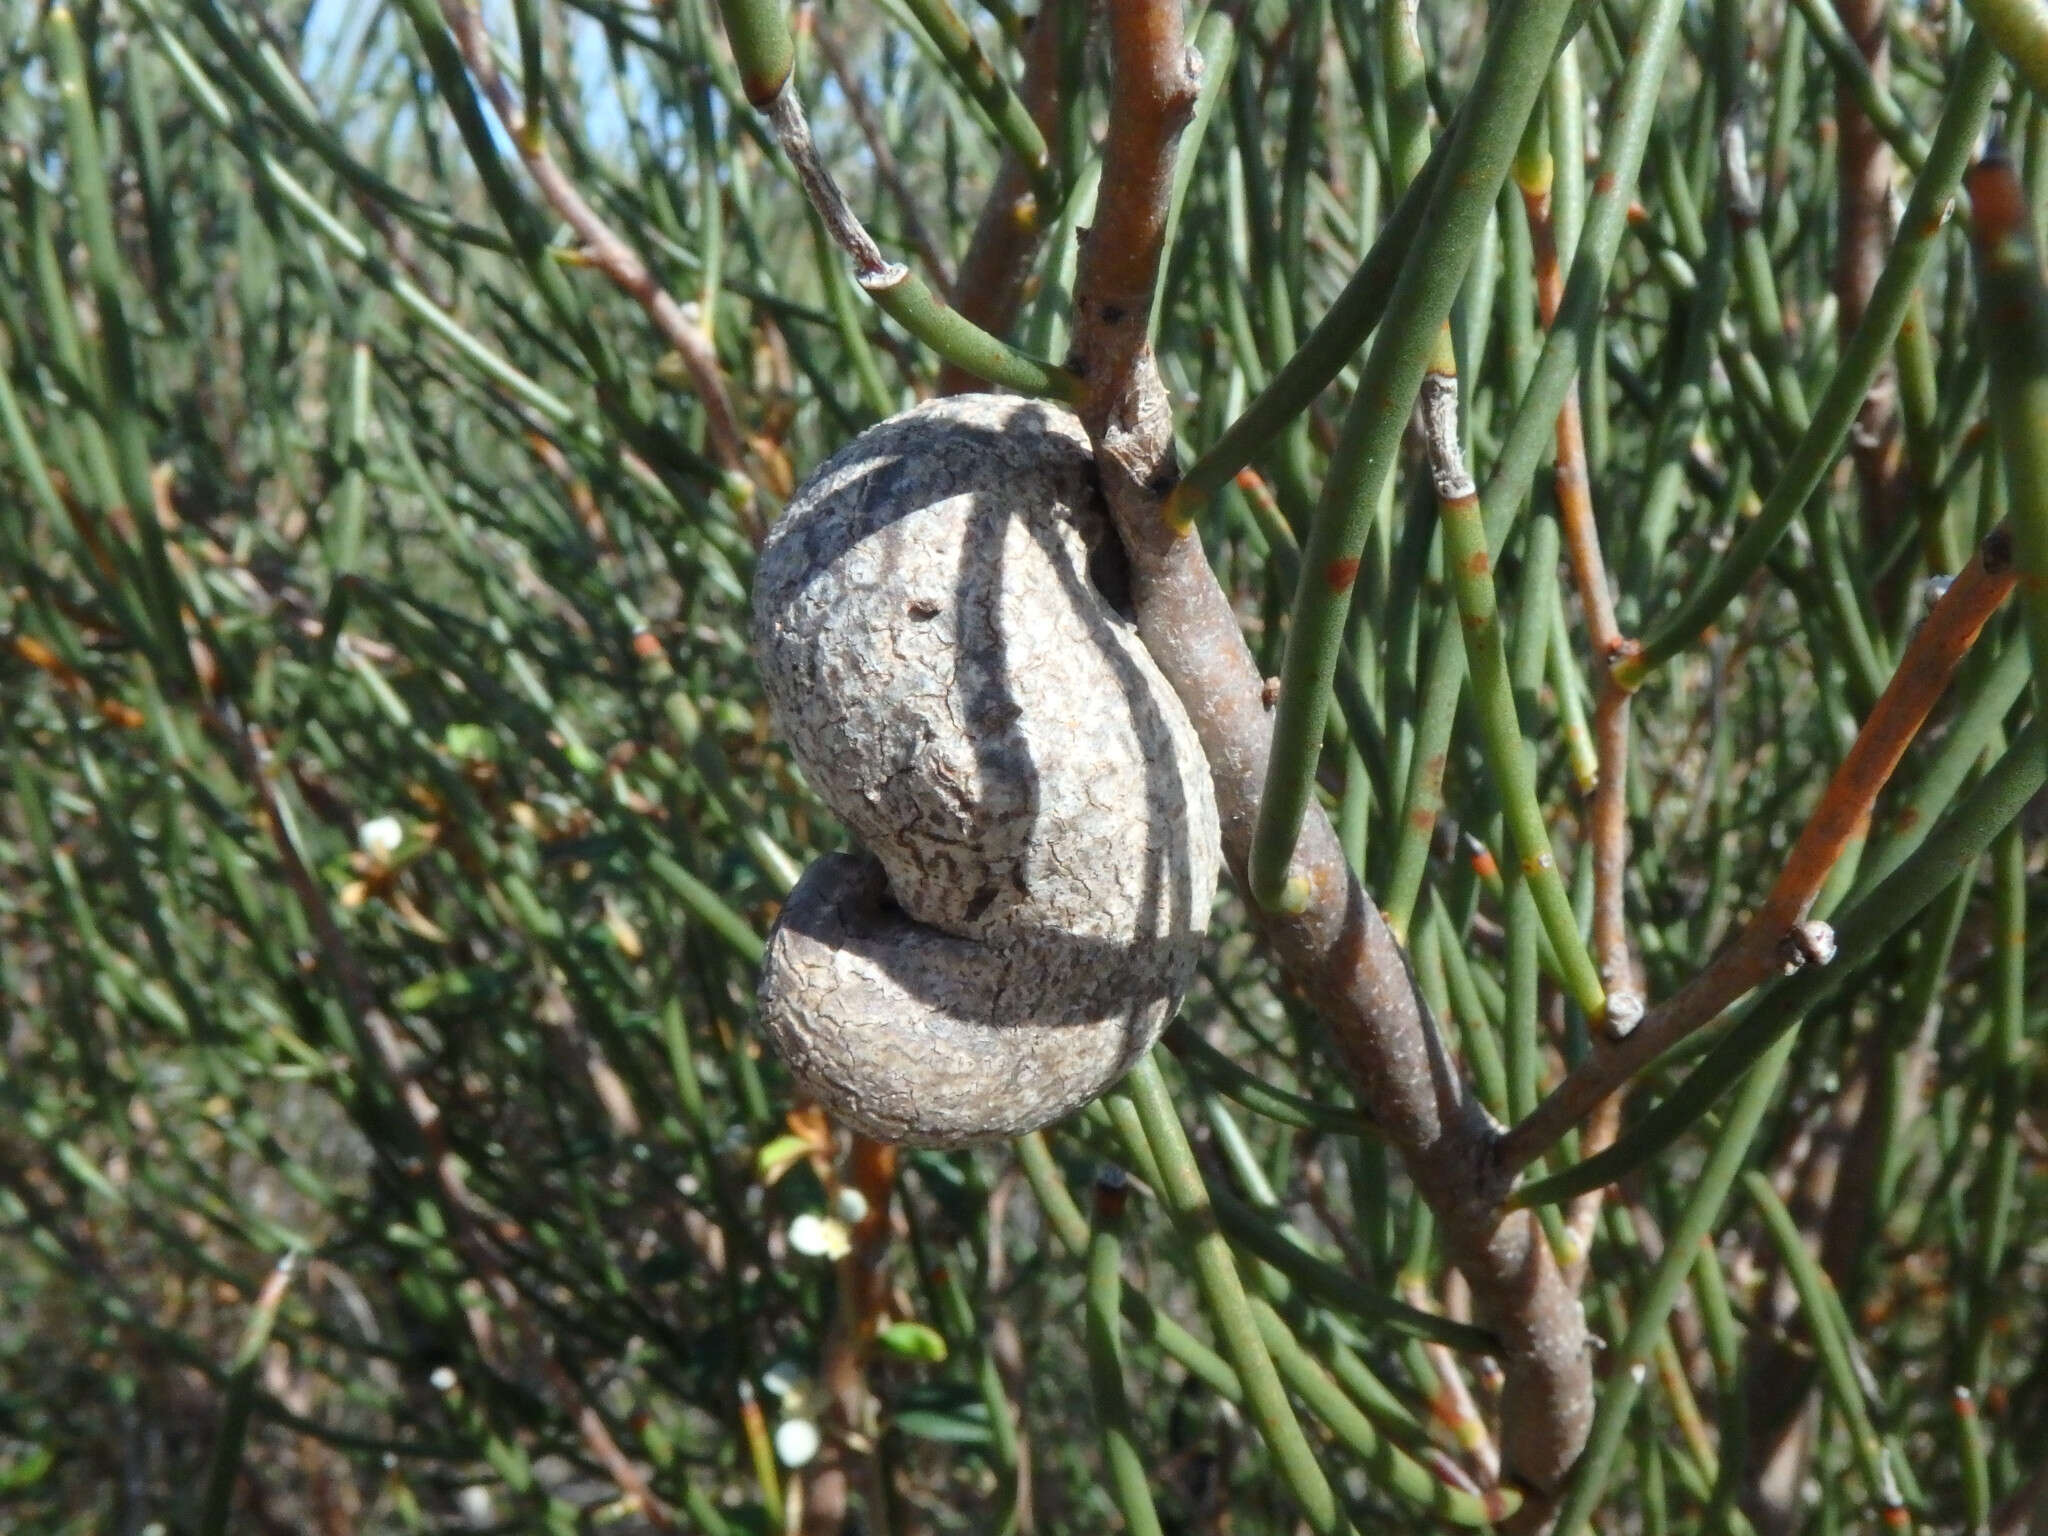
434, 0, 752, 486
940, 0, 1069, 394
1500, 527, 2019, 1177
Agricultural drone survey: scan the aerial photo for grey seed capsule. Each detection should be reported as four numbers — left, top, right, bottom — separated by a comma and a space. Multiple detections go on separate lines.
752, 395, 1220, 1146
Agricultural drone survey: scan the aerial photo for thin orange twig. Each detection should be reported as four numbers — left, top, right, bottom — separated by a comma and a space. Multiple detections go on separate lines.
1499, 527, 2019, 1177
1519, 161, 1638, 1267
433, 1, 753, 491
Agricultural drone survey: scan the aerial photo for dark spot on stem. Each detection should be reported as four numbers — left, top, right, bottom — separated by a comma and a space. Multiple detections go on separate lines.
1325, 556, 1360, 592
1982, 526, 2015, 574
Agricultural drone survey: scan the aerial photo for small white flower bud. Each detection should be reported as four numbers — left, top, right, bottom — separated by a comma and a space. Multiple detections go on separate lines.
774, 1418, 822, 1468
358, 816, 403, 859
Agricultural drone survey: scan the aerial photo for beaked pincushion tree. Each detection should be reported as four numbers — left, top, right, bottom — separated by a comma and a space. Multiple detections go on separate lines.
1, 0, 2046, 1531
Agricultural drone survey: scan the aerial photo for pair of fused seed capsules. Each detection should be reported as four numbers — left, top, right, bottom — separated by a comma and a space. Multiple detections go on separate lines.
751, 395, 1221, 1146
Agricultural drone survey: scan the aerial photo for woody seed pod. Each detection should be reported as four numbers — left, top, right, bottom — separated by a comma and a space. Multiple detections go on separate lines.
752, 394, 1219, 1146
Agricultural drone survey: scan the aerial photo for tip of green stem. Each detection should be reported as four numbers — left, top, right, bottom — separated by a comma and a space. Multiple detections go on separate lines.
1551, 1224, 1587, 1269
719, 470, 758, 512
741, 66, 793, 111
1254, 872, 1312, 915
1511, 157, 1555, 200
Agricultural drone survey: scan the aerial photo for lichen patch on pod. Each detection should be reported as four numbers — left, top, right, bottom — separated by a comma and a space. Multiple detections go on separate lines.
752, 394, 1221, 1146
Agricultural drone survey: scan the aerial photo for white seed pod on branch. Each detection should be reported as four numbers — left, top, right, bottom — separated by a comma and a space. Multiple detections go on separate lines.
753, 394, 1220, 1145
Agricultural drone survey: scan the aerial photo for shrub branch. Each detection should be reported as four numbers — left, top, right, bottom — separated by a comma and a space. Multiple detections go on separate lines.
1070, 0, 1594, 1499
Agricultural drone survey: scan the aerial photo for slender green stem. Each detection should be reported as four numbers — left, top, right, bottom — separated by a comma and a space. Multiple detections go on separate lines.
1622, 36, 2000, 686
1122, 1059, 1349, 1535
1549, 1032, 1797, 1536
1963, 824, 2028, 1389
898, 0, 1055, 203
47, 6, 190, 674
1084, 1174, 1165, 1536
1470, 0, 1693, 548
1786, 0, 1929, 169
1961, 0, 2048, 100
712, 0, 794, 103
197, 1254, 299, 1536
1248, 0, 1576, 909
1954, 1386, 1992, 1535
1970, 146, 2048, 725
1745, 1172, 1912, 1523
866, 269, 1082, 399
1015, 1131, 1244, 1401
1209, 1182, 1496, 1353
1171, 133, 1452, 516
1249, 1297, 1521, 1527
1164, 1022, 1375, 1139
1421, 375, 1608, 1021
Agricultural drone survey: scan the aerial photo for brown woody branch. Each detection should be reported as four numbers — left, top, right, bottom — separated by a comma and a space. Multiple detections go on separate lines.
1498, 526, 2019, 1177
941, 0, 1068, 395
1070, 0, 1593, 1498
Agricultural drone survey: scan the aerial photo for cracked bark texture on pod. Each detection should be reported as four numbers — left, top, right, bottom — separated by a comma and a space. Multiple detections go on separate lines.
753, 395, 1220, 1145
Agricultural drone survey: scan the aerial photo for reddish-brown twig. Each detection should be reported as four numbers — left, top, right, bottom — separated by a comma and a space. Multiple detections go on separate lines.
1070, 1, 1593, 1496
1519, 157, 1639, 1266
940, 0, 1067, 395
433, 1, 752, 490
1835, 0, 1905, 615
1499, 527, 2019, 1177
804, 1136, 899, 1536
